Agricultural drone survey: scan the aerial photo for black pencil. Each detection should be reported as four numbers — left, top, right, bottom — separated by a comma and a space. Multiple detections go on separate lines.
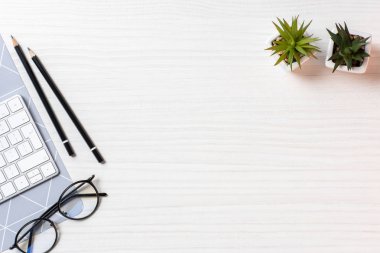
11, 36, 75, 157
28, 48, 105, 164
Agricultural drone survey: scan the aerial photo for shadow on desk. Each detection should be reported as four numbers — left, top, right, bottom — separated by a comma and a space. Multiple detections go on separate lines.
291, 46, 380, 83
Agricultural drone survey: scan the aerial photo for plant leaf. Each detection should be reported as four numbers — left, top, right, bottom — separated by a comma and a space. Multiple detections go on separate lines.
291, 16, 298, 37
276, 18, 290, 34
300, 20, 312, 38
352, 55, 363, 61
297, 21, 305, 39
332, 58, 344, 72
297, 37, 319, 45
344, 22, 350, 36
274, 49, 289, 65
288, 49, 294, 70
272, 21, 288, 40
282, 18, 292, 33
265, 43, 288, 52
358, 51, 370, 58
301, 45, 321, 51
346, 57, 352, 70
327, 29, 342, 46
295, 45, 307, 55
328, 52, 340, 61
294, 51, 301, 68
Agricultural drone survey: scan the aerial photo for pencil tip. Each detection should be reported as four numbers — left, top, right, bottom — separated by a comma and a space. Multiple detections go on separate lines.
10, 35, 13, 39
11, 36, 18, 47
28, 48, 36, 57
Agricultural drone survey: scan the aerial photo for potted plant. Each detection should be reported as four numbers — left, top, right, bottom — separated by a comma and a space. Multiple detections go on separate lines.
325, 23, 371, 73
266, 16, 320, 71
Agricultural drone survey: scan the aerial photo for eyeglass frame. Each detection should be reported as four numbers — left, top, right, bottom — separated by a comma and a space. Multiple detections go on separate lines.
10, 175, 108, 253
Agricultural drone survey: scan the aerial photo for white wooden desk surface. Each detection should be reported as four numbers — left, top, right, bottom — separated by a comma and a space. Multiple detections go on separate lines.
2, 0, 380, 252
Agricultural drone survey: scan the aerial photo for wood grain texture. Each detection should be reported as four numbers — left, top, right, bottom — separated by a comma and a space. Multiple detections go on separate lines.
2, 0, 380, 252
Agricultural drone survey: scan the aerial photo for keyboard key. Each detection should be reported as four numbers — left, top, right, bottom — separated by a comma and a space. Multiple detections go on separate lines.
17, 141, 33, 156
30, 174, 43, 184
0, 121, 9, 135
40, 162, 56, 177
8, 111, 29, 128
0, 171, 5, 184
4, 148, 19, 163
4, 164, 20, 179
1, 182, 16, 197
27, 168, 40, 179
8, 130, 22, 145
7, 97, 23, 112
14, 175, 29, 190
17, 150, 49, 173
0, 137, 9, 151
0, 104, 9, 119
0, 155, 6, 168
21, 123, 42, 149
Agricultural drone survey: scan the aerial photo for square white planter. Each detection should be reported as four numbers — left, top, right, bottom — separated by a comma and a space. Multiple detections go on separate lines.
267, 33, 310, 72
325, 29, 372, 74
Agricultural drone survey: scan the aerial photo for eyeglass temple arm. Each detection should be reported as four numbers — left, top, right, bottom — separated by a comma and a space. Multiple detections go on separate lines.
74, 193, 108, 197
39, 192, 108, 219
39, 192, 108, 220
26, 229, 34, 253
44, 193, 107, 217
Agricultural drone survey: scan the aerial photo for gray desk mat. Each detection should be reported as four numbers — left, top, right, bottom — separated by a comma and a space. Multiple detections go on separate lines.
0, 35, 78, 252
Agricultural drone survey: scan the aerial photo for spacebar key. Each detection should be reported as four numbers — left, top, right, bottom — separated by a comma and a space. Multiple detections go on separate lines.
17, 150, 49, 172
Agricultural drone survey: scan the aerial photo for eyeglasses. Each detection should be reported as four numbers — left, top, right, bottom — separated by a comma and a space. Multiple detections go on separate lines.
10, 175, 107, 253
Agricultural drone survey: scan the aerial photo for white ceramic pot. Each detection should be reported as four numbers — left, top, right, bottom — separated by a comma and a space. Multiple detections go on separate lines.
325, 29, 372, 74
267, 33, 310, 72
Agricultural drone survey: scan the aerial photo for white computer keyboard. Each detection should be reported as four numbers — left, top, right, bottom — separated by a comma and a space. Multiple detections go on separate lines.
0, 95, 59, 204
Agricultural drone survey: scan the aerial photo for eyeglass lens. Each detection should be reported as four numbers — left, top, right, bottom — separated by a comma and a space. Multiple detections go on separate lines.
16, 218, 57, 253
58, 181, 100, 220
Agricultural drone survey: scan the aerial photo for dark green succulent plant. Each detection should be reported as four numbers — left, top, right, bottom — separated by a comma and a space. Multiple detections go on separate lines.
266, 16, 320, 70
327, 23, 370, 72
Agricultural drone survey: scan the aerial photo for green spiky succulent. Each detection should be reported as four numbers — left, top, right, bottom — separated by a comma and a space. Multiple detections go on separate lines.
266, 16, 320, 70
327, 23, 370, 72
